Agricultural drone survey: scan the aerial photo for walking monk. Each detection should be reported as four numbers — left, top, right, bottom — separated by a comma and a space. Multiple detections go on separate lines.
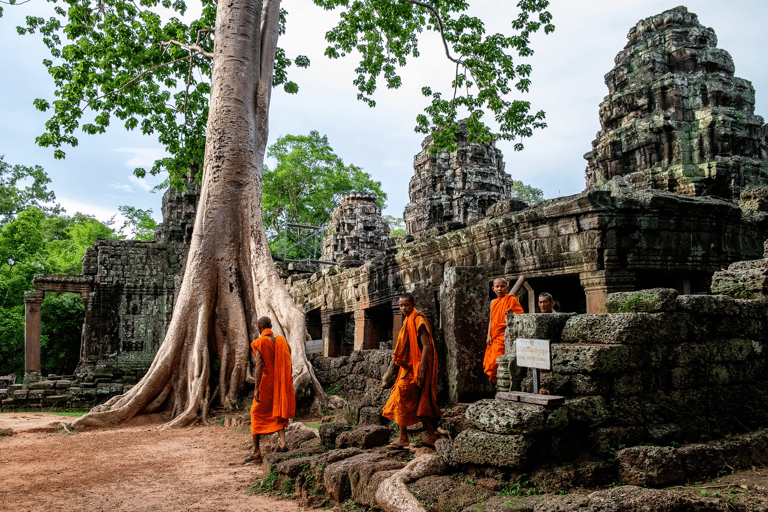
382, 293, 442, 450
245, 316, 295, 463
483, 277, 524, 384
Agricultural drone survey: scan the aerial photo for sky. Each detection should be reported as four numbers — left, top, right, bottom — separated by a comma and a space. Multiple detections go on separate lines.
1, 0, 766, 225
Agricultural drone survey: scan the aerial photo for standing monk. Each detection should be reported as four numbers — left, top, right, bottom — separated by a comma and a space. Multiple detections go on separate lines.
382, 293, 442, 450
245, 316, 296, 463
483, 277, 524, 384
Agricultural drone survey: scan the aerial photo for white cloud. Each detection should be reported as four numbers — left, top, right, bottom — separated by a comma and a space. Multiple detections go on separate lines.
114, 147, 168, 169
381, 160, 403, 168
109, 183, 133, 193
129, 175, 154, 192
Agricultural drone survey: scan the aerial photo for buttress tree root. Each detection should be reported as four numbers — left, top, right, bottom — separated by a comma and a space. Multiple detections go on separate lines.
73, 0, 324, 430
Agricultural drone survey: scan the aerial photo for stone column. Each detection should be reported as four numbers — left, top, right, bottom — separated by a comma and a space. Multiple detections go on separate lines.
321, 308, 336, 357
523, 282, 535, 312
353, 309, 376, 351
439, 266, 492, 404
392, 304, 404, 342
24, 290, 45, 384
579, 270, 636, 313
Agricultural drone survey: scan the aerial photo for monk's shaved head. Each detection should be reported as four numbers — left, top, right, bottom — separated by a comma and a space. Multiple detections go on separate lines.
493, 277, 508, 286
400, 292, 415, 305
257, 316, 272, 329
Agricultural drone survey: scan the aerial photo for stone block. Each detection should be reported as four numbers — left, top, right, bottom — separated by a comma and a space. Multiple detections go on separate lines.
28, 389, 46, 400
676, 294, 737, 316
336, 424, 390, 449
565, 396, 611, 427
13, 390, 29, 399
0, 390, 6, 400
677, 444, 726, 478
318, 422, 348, 446
616, 446, 686, 486
451, 429, 537, 468
605, 288, 678, 313
339, 401, 362, 425
551, 343, 633, 374
465, 399, 549, 435
506, 313, 575, 351
529, 460, 616, 492
440, 266, 493, 404
358, 406, 387, 426
561, 313, 687, 345
55, 380, 73, 389
27, 381, 55, 390
323, 452, 400, 502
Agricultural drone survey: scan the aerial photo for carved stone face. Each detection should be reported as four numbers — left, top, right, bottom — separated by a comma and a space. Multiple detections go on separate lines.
399, 297, 415, 317
492, 278, 510, 299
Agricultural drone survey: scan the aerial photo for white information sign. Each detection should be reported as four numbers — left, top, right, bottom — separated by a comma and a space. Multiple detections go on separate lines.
515, 338, 551, 370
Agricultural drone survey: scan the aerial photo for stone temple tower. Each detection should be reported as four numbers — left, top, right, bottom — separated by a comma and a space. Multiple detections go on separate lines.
584, 6, 768, 199
403, 119, 513, 235
322, 192, 390, 268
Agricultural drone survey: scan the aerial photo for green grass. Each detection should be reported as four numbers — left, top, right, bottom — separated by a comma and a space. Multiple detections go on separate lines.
1, 409, 89, 417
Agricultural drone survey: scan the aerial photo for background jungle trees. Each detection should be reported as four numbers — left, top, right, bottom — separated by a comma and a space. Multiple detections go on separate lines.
0, 157, 116, 379
263, 131, 385, 259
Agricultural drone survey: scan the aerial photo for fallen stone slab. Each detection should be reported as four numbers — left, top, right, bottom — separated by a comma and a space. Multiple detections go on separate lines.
324, 451, 405, 502
318, 422, 348, 446
616, 446, 686, 487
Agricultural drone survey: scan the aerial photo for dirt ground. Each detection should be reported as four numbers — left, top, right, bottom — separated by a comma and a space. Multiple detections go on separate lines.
3, 413, 768, 512
0, 412, 305, 512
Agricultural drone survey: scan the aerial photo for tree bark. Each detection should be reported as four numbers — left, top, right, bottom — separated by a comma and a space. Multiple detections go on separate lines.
74, 0, 323, 429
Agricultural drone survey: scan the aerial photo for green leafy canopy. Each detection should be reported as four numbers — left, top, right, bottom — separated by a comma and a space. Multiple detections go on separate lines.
17, 0, 553, 180
264, 130, 385, 258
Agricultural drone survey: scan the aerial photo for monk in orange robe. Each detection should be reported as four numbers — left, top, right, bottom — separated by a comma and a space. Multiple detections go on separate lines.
483, 277, 524, 384
245, 316, 296, 463
382, 293, 442, 450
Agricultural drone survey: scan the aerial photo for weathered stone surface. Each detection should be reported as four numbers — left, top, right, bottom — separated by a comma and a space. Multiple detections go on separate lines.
507, 313, 575, 349
675, 294, 737, 316
711, 258, 768, 299
404, 119, 513, 235
336, 424, 390, 449
465, 399, 549, 435
322, 192, 390, 267
561, 313, 686, 345
584, 6, 768, 200
262, 445, 326, 471
352, 467, 403, 508
529, 460, 616, 492
318, 422, 348, 446
408, 475, 460, 508
677, 443, 726, 478
452, 429, 537, 468
565, 396, 611, 427
551, 344, 633, 374
324, 451, 404, 503
440, 266, 493, 404
286, 428, 319, 450
433, 483, 494, 512
358, 406, 387, 426
534, 486, 731, 512
616, 446, 686, 486
605, 288, 679, 313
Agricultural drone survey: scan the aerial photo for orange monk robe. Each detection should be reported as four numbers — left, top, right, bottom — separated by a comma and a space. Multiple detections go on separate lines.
382, 309, 442, 426
250, 328, 296, 435
483, 294, 524, 384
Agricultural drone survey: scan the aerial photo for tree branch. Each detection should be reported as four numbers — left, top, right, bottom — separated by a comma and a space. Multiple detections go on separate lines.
162, 39, 214, 59
89, 53, 199, 104
401, 0, 462, 65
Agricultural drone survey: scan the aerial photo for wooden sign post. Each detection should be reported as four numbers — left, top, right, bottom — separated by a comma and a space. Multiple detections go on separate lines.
496, 338, 564, 406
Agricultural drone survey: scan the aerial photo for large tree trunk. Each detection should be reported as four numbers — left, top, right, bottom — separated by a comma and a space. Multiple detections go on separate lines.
74, 0, 323, 429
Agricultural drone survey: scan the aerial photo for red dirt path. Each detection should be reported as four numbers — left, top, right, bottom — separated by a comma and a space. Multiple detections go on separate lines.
0, 413, 305, 512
